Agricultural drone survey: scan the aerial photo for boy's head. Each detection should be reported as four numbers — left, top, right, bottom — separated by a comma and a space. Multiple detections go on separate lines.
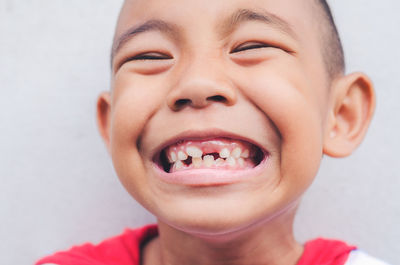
97, 0, 375, 238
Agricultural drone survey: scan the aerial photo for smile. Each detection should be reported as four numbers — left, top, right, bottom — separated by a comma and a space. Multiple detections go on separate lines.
161, 138, 264, 172
152, 133, 269, 186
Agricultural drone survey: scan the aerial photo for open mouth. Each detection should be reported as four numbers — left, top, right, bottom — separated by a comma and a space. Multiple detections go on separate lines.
155, 137, 266, 173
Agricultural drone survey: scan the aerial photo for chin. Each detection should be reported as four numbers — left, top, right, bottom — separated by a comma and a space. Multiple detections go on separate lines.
153, 192, 300, 242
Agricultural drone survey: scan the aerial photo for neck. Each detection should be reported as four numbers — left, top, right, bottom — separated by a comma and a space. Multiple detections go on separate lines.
143, 207, 303, 265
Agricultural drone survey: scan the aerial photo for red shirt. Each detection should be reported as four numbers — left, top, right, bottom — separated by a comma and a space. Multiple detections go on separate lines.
36, 225, 356, 265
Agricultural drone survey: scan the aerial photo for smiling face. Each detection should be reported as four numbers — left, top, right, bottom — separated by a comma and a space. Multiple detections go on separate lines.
97, 0, 374, 237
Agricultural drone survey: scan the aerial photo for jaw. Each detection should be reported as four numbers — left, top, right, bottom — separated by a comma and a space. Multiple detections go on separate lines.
155, 195, 301, 245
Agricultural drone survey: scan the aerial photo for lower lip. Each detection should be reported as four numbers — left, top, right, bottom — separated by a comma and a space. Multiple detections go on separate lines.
152, 157, 269, 186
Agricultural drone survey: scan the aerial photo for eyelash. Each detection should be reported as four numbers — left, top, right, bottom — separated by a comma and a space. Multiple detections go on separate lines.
121, 42, 274, 66
231, 42, 273, 53
124, 52, 172, 62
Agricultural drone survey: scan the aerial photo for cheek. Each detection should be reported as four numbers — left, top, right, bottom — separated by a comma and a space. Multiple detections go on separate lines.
110, 73, 168, 144
109, 95, 148, 202
108, 74, 166, 206
236, 69, 324, 195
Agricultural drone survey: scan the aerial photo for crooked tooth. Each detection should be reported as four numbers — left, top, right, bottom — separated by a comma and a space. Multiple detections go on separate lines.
174, 160, 184, 170
203, 155, 215, 167
186, 146, 203, 158
177, 151, 188, 161
192, 157, 202, 168
168, 151, 177, 163
231, 147, 242, 158
219, 148, 230, 159
226, 157, 236, 166
238, 158, 245, 167
241, 149, 249, 158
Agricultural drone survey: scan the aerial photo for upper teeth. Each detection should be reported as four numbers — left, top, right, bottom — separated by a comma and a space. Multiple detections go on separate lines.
168, 151, 178, 162
186, 146, 203, 158
165, 139, 257, 172
203, 155, 214, 167
177, 151, 188, 161
219, 148, 230, 158
168, 145, 251, 163
231, 147, 242, 158
241, 149, 249, 158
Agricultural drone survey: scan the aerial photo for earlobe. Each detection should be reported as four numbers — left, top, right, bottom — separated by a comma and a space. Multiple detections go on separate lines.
323, 72, 376, 157
96, 92, 112, 152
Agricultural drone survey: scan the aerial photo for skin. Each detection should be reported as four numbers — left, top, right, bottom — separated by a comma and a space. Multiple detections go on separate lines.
97, 0, 376, 264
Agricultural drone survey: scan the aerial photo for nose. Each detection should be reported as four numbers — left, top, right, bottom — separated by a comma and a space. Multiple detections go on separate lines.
167, 62, 237, 111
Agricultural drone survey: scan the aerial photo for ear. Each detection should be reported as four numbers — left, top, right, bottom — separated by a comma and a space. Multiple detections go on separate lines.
323, 72, 376, 157
96, 91, 112, 152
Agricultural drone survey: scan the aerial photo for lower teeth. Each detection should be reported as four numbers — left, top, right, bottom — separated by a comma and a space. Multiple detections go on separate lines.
169, 156, 253, 173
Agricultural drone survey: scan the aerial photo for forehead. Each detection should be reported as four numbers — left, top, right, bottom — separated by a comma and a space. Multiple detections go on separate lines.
116, 0, 316, 40
113, 0, 325, 80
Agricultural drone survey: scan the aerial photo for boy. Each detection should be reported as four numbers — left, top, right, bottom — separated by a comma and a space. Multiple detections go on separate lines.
36, 0, 389, 264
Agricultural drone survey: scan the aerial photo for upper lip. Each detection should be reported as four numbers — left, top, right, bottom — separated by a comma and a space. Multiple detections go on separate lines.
150, 128, 266, 162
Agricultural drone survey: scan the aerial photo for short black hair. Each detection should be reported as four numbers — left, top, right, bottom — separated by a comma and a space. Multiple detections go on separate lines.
316, 0, 345, 78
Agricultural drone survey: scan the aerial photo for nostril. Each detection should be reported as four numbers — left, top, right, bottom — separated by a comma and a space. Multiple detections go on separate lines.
172, 95, 229, 110
207, 95, 227, 103
174, 98, 192, 110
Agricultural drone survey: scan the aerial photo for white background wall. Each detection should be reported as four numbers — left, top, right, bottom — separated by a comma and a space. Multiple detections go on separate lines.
0, 0, 398, 264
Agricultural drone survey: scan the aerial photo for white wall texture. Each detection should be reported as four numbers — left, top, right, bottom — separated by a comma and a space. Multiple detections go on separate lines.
0, 0, 398, 264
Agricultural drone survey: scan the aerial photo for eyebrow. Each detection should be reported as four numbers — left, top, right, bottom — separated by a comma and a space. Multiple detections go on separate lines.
221, 8, 298, 40
111, 8, 297, 63
111, 20, 179, 61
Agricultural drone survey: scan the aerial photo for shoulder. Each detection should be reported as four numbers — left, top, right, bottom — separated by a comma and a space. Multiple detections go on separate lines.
298, 238, 391, 265
345, 250, 392, 265
35, 224, 158, 265
297, 238, 356, 265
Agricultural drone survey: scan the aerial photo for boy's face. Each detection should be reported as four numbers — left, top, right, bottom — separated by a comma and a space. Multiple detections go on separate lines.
101, 0, 338, 236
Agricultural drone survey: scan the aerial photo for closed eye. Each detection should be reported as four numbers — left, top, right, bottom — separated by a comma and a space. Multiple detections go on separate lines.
115, 52, 174, 73
124, 52, 172, 62
231, 42, 274, 53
